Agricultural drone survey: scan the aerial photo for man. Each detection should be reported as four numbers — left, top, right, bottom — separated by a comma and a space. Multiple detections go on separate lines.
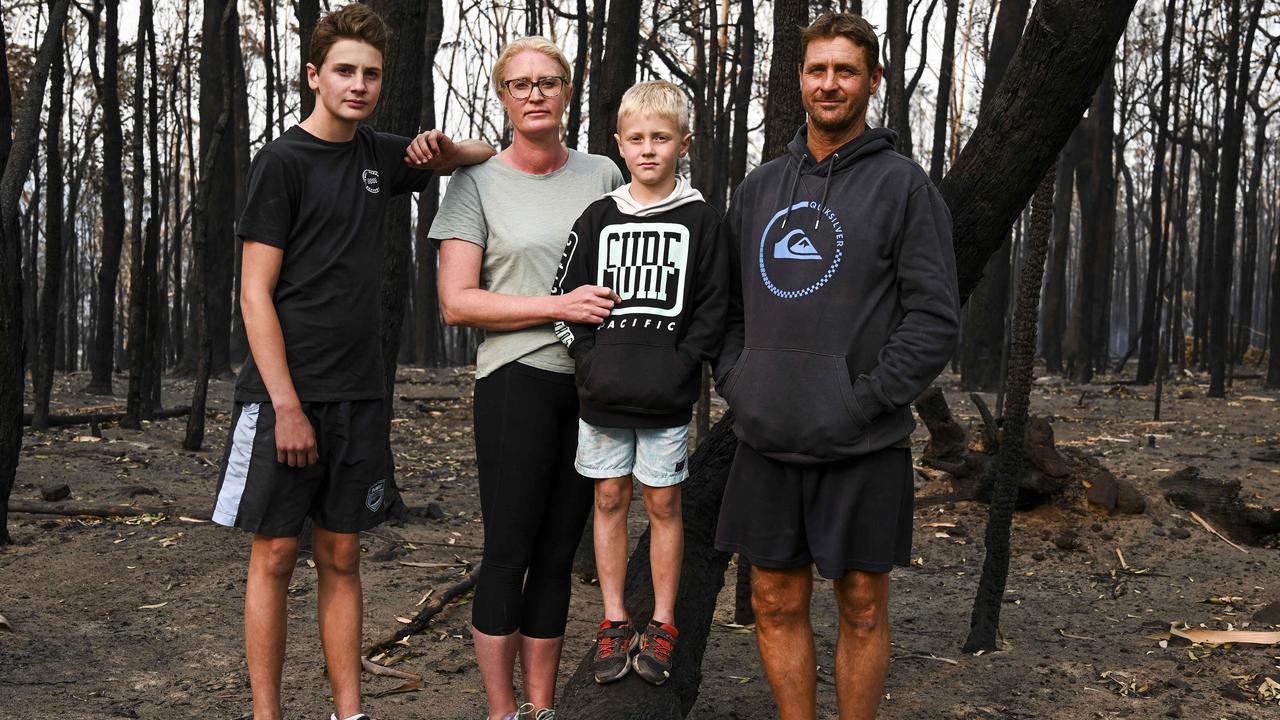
209, 5, 492, 720
713, 12, 959, 720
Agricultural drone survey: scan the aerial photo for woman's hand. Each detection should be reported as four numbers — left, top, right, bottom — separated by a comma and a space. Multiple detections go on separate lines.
557, 285, 620, 324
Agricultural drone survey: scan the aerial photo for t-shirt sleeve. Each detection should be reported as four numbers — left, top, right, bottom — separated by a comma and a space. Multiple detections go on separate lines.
236, 149, 294, 249
376, 131, 436, 195
428, 169, 488, 248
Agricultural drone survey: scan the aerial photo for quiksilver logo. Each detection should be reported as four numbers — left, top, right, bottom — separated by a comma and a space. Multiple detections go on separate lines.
362, 169, 380, 194
366, 479, 386, 512
758, 201, 845, 299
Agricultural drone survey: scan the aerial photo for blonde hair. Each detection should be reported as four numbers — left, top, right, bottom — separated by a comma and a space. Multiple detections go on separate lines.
617, 80, 691, 135
492, 36, 574, 97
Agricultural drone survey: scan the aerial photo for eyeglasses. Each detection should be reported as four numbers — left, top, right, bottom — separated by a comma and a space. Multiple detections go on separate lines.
501, 76, 567, 100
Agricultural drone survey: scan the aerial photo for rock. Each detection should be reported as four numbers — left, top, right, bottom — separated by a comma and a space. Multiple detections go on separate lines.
1114, 478, 1146, 514
1054, 530, 1078, 551
1169, 527, 1191, 539
1252, 600, 1280, 626
1031, 551, 1046, 561
1025, 417, 1070, 477
370, 545, 410, 563
1218, 682, 1250, 703
41, 484, 71, 502
1166, 677, 1192, 691
1085, 473, 1119, 511
118, 485, 159, 498
408, 502, 446, 521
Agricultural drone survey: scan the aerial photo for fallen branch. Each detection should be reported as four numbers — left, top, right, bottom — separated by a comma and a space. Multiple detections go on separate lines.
23, 405, 192, 428
1189, 511, 1249, 554
8, 501, 205, 519
364, 566, 480, 657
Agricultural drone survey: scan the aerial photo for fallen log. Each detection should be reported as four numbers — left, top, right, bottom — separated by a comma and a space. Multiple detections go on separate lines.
9, 501, 204, 519
1158, 467, 1280, 547
23, 405, 191, 428
558, 412, 739, 718
364, 566, 480, 658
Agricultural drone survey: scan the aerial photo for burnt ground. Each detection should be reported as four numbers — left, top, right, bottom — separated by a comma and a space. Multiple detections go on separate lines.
1, 366, 1278, 719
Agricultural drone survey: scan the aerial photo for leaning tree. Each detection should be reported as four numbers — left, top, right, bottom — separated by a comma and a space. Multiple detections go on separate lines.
556, 0, 1138, 715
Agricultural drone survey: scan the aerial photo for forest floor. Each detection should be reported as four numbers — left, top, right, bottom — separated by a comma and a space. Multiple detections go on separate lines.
2, 365, 1279, 720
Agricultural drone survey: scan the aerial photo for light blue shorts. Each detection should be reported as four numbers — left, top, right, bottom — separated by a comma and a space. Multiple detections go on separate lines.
575, 420, 690, 488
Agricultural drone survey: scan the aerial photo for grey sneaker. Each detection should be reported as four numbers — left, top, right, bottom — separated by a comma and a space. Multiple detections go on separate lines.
633, 620, 679, 685
500, 703, 535, 720
591, 618, 639, 683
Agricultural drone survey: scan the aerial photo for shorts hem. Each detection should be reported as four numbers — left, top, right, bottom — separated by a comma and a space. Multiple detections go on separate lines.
714, 540, 812, 570
229, 516, 306, 538
635, 472, 687, 488
576, 462, 632, 479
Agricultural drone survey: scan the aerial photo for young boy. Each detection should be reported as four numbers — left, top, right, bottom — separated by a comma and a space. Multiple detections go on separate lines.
551, 80, 727, 685
209, 6, 493, 720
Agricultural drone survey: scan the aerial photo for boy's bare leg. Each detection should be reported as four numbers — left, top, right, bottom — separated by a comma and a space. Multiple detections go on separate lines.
641, 484, 682, 624
520, 634, 564, 712
245, 534, 299, 720
312, 525, 364, 719
752, 565, 817, 720
832, 570, 890, 720
594, 475, 634, 622
473, 626, 521, 719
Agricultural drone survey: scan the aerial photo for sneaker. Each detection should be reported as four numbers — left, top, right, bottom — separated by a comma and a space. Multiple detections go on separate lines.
591, 619, 638, 683
499, 703, 535, 720
330, 714, 371, 720
534, 710, 556, 720
633, 620, 678, 685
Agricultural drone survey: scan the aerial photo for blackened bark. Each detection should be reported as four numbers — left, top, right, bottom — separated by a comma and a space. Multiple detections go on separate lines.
124, 0, 152, 428
958, 0, 1030, 391
565, 0, 588, 150
762, 0, 807, 163
86, 0, 125, 395
33, 14, 65, 431
145, 0, 162, 408
729, 0, 754, 194
413, 0, 445, 367
1039, 130, 1078, 374
296, 0, 320, 120
929, 0, 959, 185
1208, 0, 1262, 397
365, 0, 426, 393
1235, 44, 1276, 362
884, 0, 909, 153
587, 0, 641, 173
964, 166, 1054, 652
1268, 224, 1280, 387
1, 0, 73, 544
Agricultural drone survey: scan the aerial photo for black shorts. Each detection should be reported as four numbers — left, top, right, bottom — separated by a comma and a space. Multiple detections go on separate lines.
714, 441, 914, 578
211, 399, 398, 537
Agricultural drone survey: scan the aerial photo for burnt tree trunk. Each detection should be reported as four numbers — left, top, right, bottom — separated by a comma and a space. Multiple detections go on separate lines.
762, 0, 806, 163
587, 0, 641, 173
1233, 42, 1276, 363
123, 0, 153, 429
296, 0, 320, 120
86, 0, 125, 395
412, 0, 445, 367
32, 12, 65, 431
1208, 0, 1262, 397
1039, 129, 1079, 374
565, 0, 588, 150
1, 0, 72, 545
884, 0, 909, 153
929, 0, 959, 185
964, 166, 1055, 652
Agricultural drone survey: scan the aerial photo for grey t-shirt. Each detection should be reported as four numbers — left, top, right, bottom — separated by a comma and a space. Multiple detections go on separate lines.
429, 149, 622, 379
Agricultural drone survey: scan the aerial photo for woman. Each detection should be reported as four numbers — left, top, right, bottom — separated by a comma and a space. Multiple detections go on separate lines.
429, 37, 623, 720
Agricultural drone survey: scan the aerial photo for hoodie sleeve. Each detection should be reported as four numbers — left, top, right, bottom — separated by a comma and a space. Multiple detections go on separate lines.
850, 181, 960, 425
676, 209, 728, 368
713, 188, 745, 392
551, 211, 597, 358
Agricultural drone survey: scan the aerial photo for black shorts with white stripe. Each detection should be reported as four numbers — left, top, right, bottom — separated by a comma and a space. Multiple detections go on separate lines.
211, 399, 399, 537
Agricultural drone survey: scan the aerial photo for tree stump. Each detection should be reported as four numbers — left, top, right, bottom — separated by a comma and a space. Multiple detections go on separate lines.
1159, 467, 1280, 546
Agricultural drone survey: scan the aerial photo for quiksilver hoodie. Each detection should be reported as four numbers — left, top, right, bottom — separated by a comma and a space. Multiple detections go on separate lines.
553, 179, 727, 428
715, 125, 960, 464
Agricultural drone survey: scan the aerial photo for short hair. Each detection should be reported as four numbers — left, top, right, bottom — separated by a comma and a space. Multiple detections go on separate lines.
800, 12, 880, 71
310, 4, 390, 69
617, 80, 691, 135
492, 36, 574, 98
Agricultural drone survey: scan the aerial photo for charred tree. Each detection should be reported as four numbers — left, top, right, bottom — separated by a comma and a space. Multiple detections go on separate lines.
86, 0, 125, 395
1208, 0, 1263, 397
32, 11, 65, 431
1, 0, 73, 544
884, 0, 909, 154
929, 0, 959, 184
412, 0, 445, 367
565, 0, 588, 150
124, 0, 155, 429
1235, 40, 1277, 363
762, 0, 807, 163
296, 0, 320, 120
1039, 129, 1079, 374
587, 0, 641, 173
728, 0, 754, 194
965, 166, 1055, 652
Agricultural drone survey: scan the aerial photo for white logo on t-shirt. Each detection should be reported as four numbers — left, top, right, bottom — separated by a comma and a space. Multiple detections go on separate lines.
596, 222, 690, 317
362, 169, 380, 194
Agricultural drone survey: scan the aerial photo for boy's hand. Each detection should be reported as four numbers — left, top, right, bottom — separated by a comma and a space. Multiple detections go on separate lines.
558, 285, 620, 324
405, 129, 456, 169
274, 404, 319, 468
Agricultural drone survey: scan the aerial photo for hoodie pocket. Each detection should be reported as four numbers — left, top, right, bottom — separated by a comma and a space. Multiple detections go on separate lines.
727, 348, 867, 461
578, 344, 696, 413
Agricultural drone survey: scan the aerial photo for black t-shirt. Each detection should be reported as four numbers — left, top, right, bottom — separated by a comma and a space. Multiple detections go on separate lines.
234, 125, 434, 402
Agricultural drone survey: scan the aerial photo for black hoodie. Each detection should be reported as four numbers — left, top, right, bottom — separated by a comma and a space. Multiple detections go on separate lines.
714, 126, 960, 464
552, 181, 727, 428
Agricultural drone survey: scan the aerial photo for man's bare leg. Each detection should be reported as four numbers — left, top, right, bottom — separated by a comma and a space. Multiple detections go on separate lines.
312, 525, 364, 719
594, 475, 633, 622
752, 565, 816, 720
520, 634, 564, 713
833, 570, 891, 720
642, 484, 682, 624
245, 534, 299, 720
473, 626, 521, 719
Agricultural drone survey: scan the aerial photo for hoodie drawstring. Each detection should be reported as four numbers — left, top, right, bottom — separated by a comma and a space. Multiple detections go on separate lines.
779, 155, 806, 230
815, 153, 837, 230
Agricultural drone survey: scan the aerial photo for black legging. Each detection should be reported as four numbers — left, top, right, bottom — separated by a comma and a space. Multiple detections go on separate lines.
471, 361, 594, 638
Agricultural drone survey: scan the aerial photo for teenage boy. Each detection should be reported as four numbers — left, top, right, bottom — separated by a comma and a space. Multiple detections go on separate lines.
714, 12, 959, 720
209, 6, 493, 720
551, 80, 727, 686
